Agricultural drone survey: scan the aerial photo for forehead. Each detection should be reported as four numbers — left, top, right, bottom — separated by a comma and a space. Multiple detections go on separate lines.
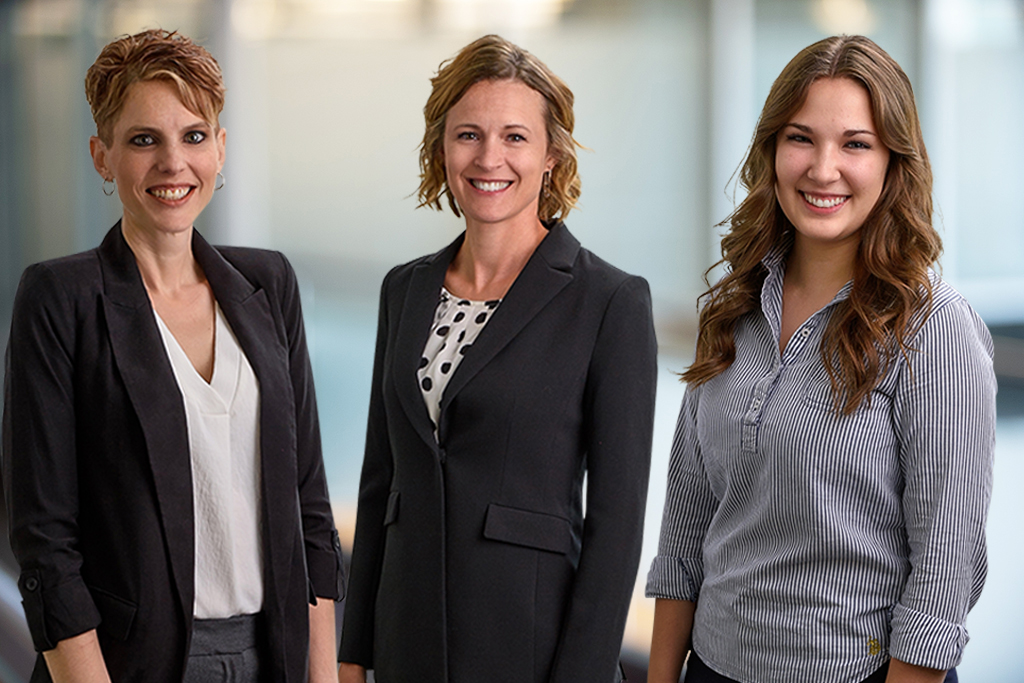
792, 77, 875, 128
446, 79, 547, 126
113, 79, 208, 131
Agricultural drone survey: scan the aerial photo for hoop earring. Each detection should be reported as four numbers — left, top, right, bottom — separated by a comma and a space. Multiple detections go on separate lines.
102, 178, 116, 196
215, 172, 225, 191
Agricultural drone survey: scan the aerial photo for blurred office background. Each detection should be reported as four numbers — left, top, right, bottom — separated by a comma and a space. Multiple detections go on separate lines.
1, 0, 1022, 680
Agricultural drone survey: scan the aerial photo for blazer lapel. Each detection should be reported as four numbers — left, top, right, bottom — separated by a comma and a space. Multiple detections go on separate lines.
438, 223, 579, 429
191, 232, 298, 614
98, 223, 195, 623
392, 236, 463, 452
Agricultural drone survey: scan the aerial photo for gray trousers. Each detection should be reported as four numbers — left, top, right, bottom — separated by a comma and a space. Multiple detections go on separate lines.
183, 613, 264, 683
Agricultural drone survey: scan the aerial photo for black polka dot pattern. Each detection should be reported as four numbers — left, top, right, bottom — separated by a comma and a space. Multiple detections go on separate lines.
417, 287, 502, 436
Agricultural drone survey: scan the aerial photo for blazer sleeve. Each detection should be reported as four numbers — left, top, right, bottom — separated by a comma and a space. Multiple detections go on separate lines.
338, 267, 397, 666
2, 264, 102, 651
275, 252, 345, 601
549, 275, 658, 682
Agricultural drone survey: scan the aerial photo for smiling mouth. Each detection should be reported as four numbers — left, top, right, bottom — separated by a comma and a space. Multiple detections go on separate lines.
801, 192, 848, 209
148, 186, 194, 201
470, 180, 512, 192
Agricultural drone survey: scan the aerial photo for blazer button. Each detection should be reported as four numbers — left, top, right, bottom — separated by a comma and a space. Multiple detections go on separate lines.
23, 577, 39, 591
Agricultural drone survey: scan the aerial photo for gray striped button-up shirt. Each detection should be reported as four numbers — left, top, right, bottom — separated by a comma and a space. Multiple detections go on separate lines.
647, 250, 996, 683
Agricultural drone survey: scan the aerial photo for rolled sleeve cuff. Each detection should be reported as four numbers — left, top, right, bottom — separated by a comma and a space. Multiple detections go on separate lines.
18, 570, 101, 652
306, 528, 346, 601
645, 555, 702, 602
889, 603, 969, 671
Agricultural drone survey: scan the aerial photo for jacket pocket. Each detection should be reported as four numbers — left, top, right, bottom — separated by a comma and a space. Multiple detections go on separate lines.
482, 503, 576, 555
88, 586, 137, 642
383, 491, 400, 526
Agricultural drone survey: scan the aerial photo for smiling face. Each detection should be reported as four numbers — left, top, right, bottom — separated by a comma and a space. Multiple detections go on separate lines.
443, 79, 555, 233
775, 77, 890, 252
90, 79, 225, 242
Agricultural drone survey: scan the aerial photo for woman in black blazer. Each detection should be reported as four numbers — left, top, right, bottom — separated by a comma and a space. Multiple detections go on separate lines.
2, 30, 343, 682
337, 35, 658, 683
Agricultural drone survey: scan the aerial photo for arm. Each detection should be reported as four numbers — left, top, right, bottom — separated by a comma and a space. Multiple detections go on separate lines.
645, 383, 719, 678
2, 265, 105, 657
647, 599, 695, 683
41, 631, 112, 683
308, 599, 336, 683
888, 297, 996, 671
337, 270, 396, 668
276, 253, 345, 602
547, 276, 658, 682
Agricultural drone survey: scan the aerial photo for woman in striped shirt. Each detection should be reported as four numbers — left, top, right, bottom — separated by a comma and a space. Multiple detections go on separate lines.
646, 35, 996, 683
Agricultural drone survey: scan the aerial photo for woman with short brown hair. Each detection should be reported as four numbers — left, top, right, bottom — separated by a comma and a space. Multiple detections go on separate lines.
337, 34, 657, 683
3, 29, 343, 682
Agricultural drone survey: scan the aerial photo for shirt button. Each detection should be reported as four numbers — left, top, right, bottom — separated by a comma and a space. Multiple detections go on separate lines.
24, 577, 39, 591
800, 328, 811, 338
751, 397, 762, 409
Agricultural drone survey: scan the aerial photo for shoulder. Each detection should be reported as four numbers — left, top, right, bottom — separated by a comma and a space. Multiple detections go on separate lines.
913, 274, 993, 360
15, 249, 103, 307
215, 245, 294, 286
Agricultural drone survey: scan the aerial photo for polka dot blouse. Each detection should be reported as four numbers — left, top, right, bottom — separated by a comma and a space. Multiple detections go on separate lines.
418, 287, 501, 437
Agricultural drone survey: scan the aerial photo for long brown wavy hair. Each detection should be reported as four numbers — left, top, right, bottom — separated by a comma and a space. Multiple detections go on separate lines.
683, 35, 941, 414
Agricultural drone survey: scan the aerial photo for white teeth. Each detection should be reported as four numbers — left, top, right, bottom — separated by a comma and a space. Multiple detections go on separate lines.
151, 187, 190, 201
802, 192, 847, 208
471, 180, 512, 192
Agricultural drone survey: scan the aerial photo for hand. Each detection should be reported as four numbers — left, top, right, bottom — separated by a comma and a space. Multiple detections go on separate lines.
885, 658, 947, 683
337, 662, 367, 683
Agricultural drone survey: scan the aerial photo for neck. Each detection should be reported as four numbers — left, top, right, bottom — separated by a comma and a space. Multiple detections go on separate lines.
785, 234, 858, 297
120, 219, 203, 296
447, 214, 549, 300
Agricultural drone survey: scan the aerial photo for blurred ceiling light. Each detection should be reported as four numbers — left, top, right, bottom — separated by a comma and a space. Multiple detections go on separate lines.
106, 0, 207, 39
14, 0, 82, 37
930, 0, 1023, 49
435, 0, 570, 32
811, 0, 877, 35
232, 0, 279, 40
231, 0, 420, 39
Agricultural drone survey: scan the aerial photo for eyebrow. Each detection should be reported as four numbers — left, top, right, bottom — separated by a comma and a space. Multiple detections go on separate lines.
784, 122, 878, 137
453, 122, 533, 132
124, 122, 212, 135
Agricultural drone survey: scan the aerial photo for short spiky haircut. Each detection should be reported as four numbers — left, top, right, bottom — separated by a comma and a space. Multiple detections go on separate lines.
85, 29, 225, 145
418, 34, 581, 222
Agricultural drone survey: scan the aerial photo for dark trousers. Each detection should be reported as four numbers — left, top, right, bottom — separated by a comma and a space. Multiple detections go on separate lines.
684, 650, 959, 683
183, 613, 265, 683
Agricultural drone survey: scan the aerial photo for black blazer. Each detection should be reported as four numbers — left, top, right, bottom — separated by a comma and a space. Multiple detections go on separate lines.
338, 222, 657, 683
2, 224, 344, 682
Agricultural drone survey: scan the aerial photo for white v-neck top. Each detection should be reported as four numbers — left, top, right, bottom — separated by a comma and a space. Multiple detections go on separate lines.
155, 303, 264, 618
417, 287, 501, 437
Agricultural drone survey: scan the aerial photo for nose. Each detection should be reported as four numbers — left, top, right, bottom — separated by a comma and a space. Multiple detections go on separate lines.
807, 144, 841, 184
155, 141, 186, 174
474, 136, 503, 171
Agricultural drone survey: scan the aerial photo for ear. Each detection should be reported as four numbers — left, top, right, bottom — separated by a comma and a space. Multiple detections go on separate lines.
89, 136, 111, 180
216, 127, 227, 172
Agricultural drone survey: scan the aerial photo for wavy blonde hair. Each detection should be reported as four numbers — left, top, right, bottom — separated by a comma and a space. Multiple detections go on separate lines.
418, 34, 581, 222
684, 35, 941, 414
85, 29, 225, 145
